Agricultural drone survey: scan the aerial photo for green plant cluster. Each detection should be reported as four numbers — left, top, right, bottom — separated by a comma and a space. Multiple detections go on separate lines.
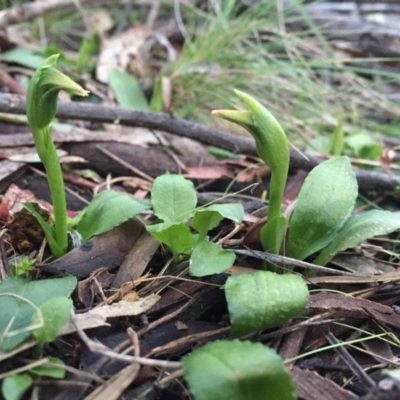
0, 276, 76, 399
214, 91, 400, 267
147, 174, 243, 275
3, 55, 400, 400
24, 55, 151, 259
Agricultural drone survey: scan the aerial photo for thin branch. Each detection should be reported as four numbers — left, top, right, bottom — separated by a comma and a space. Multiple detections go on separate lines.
233, 249, 363, 277
0, 93, 399, 193
326, 332, 376, 389
71, 311, 182, 369
0, 93, 255, 153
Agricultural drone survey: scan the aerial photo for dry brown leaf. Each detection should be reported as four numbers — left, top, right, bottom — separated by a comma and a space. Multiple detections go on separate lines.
84, 362, 140, 400
91, 294, 160, 319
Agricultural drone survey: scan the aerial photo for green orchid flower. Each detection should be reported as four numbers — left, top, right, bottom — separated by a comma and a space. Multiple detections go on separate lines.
212, 90, 289, 255
26, 54, 89, 258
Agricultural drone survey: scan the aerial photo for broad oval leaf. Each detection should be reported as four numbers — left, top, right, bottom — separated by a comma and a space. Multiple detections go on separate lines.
32, 297, 73, 347
30, 357, 65, 379
2, 48, 47, 69
192, 203, 244, 241
226, 271, 308, 338
147, 222, 194, 256
151, 175, 197, 224
76, 190, 150, 243
189, 240, 235, 276
2, 374, 32, 400
183, 340, 297, 400
0, 276, 76, 351
345, 132, 382, 160
201, 203, 244, 224
285, 156, 358, 260
109, 68, 150, 111
314, 210, 400, 266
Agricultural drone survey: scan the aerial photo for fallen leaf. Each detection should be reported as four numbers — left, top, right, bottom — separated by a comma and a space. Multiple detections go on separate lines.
40, 219, 145, 278
92, 294, 160, 318
76, 268, 115, 308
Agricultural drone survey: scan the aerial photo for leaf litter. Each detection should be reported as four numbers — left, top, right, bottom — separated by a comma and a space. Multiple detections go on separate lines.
2, 1, 400, 399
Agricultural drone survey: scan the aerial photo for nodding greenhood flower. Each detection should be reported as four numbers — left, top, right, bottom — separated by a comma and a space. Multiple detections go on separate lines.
26, 54, 89, 258
212, 90, 290, 256
26, 54, 89, 159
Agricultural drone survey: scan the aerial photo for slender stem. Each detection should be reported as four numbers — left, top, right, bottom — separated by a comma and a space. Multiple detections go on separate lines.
42, 132, 68, 255
26, 55, 88, 258
268, 172, 284, 230
260, 176, 286, 252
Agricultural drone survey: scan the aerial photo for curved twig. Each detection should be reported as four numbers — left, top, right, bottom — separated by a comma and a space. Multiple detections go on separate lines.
0, 93, 399, 194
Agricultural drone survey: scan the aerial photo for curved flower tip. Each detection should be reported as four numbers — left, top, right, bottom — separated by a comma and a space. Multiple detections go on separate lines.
35, 54, 89, 97
27, 54, 89, 133
232, 90, 288, 153
40, 54, 60, 69
212, 90, 289, 175
211, 109, 252, 130
43, 68, 90, 98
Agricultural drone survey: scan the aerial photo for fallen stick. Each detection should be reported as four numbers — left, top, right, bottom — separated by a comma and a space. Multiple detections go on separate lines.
0, 93, 398, 194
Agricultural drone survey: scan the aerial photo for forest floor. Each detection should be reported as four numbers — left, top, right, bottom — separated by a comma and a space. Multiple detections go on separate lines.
2, 1, 400, 399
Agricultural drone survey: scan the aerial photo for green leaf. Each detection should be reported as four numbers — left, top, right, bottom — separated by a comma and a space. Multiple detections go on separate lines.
183, 340, 297, 400
329, 116, 344, 156
30, 357, 65, 379
225, 271, 308, 338
151, 175, 197, 224
309, 136, 331, 154
2, 374, 32, 400
0, 276, 77, 351
285, 156, 358, 261
260, 213, 287, 255
176, 103, 196, 119
76, 190, 150, 243
1, 48, 47, 69
345, 132, 382, 160
189, 240, 235, 276
11, 257, 36, 278
22, 202, 63, 259
109, 68, 151, 111
315, 210, 400, 266
39, 48, 74, 67
76, 32, 100, 74
192, 204, 244, 241
147, 222, 194, 256
32, 298, 72, 347
150, 74, 163, 112
206, 147, 243, 160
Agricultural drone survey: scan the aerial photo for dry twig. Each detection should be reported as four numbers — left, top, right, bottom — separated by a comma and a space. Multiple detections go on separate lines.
0, 93, 399, 193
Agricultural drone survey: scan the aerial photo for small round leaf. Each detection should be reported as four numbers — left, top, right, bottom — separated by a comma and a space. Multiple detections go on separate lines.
183, 340, 297, 400
226, 271, 309, 337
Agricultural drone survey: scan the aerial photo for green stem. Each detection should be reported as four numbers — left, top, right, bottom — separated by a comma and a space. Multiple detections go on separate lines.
268, 174, 283, 226
42, 133, 68, 256
26, 55, 88, 258
261, 173, 285, 249
212, 90, 290, 259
